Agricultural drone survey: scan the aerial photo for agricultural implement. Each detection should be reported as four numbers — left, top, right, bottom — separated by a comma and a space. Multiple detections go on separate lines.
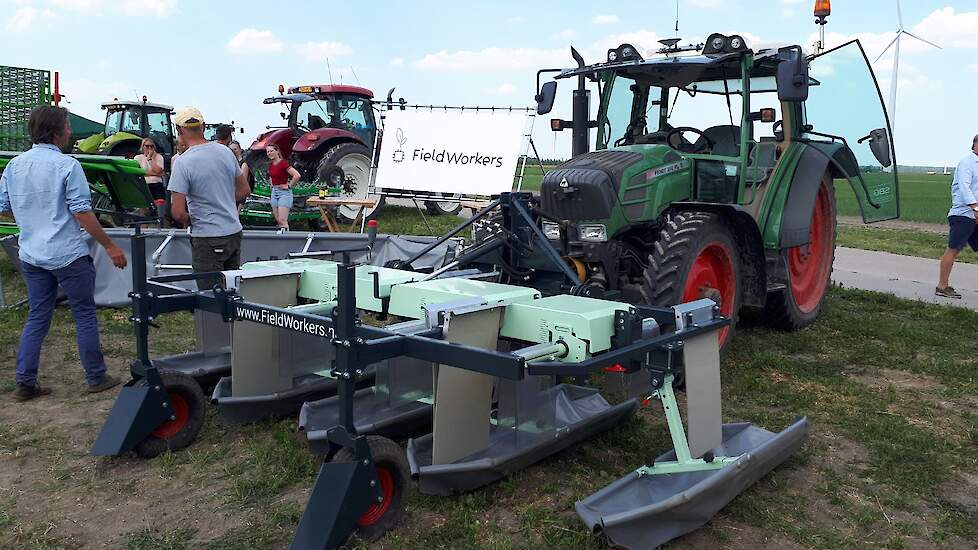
91, 192, 808, 548
528, 34, 898, 347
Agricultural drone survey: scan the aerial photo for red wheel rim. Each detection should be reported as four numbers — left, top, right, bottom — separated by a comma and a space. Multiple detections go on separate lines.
682, 241, 737, 346
357, 466, 395, 527
151, 393, 189, 439
788, 183, 834, 314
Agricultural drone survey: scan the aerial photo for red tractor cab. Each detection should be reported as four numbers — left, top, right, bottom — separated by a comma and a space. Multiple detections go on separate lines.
246, 84, 378, 221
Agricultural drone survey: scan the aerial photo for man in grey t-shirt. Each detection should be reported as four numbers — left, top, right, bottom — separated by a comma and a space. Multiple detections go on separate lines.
167, 107, 250, 289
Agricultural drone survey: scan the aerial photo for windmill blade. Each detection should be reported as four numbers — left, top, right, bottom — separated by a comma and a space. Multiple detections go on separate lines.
875, 34, 901, 62
896, 0, 904, 28
901, 30, 942, 49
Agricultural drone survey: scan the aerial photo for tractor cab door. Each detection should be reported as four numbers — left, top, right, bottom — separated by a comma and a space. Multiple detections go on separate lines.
804, 40, 899, 222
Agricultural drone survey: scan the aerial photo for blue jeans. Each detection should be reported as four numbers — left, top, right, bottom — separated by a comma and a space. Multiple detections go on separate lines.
16, 255, 107, 387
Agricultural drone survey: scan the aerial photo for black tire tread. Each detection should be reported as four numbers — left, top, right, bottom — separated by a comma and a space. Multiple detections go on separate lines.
332, 435, 409, 543
764, 179, 837, 331
640, 211, 742, 346
133, 371, 206, 459
315, 142, 381, 224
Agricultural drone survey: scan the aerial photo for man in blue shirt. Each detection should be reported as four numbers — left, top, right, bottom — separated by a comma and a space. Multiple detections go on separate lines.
937, 135, 978, 298
0, 106, 128, 401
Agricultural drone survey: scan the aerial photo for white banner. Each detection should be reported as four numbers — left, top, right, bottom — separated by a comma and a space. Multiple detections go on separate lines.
375, 109, 528, 196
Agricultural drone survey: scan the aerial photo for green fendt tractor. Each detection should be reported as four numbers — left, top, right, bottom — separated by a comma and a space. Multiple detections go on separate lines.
532, 35, 898, 346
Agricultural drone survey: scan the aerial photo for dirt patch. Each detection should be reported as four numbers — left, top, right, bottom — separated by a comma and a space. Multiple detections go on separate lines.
839, 216, 946, 235
942, 471, 978, 514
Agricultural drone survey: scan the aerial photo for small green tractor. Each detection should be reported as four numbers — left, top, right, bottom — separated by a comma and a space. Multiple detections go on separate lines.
528, 35, 898, 345
73, 98, 175, 158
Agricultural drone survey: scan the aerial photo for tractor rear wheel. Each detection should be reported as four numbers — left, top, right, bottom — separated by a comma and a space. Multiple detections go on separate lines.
331, 436, 409, 542
642, 211, 742, 348
133, 371, 206, 458
765, 178, 837, 330
315, 143, 383, 224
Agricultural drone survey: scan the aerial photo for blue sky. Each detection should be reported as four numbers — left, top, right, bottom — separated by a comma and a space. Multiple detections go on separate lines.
2, 0, 975, 166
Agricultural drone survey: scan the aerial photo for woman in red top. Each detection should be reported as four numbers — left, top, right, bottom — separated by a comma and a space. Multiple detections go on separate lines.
266, 144, 300, 230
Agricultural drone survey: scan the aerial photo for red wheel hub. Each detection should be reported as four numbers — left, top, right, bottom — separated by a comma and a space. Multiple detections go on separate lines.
788, 183, 834, 314
357, 466, 395, 527
151, 392, 189, 440
682, 241, 737, 346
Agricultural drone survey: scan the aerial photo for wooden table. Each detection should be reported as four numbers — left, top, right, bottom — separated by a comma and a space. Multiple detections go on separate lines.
305, 197, 378, 232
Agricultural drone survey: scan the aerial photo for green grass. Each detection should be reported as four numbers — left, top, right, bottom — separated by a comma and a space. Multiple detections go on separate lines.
836, 225, 976, 263
835, 172, 951, 225
373, 205, 468, 237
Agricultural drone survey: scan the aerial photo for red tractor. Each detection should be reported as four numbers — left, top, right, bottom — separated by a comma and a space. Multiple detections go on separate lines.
245, 84, 381, 222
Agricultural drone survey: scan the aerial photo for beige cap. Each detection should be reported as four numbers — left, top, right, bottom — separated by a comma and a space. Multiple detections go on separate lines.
174, 106, 204, 128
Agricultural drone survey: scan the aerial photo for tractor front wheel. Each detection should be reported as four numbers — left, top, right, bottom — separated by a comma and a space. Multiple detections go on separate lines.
643, 211, 742, 348
331, 436, 409, 542
424, 194, 463, 216
765, 178, 837, 330
132, 371, 206, 458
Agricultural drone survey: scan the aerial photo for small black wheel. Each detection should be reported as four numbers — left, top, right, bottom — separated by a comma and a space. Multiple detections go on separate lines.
133, 371, 206, 458
424, 194, 462, 216
332, 436, 409, 542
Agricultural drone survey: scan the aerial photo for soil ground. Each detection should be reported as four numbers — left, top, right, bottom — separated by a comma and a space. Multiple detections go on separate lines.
0, 257, 976, 549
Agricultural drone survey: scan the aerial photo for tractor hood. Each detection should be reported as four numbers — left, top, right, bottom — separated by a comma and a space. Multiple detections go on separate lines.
74, 132, 105, 155
249, 128, 294, 156
96, 131, 141, 155
292, 128, 364, 153
540, 145, 687, 224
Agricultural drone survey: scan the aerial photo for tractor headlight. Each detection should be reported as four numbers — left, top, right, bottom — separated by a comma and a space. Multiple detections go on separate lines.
578, 224, 608, 242
711, 36, 725, 51
729, 36, 743, 50
542, 221, 561, 241
607, 50, 618, 62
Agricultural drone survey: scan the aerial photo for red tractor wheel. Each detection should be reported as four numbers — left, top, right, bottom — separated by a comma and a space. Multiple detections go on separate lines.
331, 436, 409, 543
766, 178, 837, 330
133, 371, 206, 459
643, 211, 742, 349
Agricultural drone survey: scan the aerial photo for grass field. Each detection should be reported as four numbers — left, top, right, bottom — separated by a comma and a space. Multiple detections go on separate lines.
0, 234, 976, 548
835, 172, 951, 225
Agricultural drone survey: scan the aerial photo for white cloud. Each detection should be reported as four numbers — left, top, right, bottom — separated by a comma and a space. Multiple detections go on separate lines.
487, 83, 515, 95
597, 30, 662, 56
226, 28, 283, 55
593, 14, 618, 24
122, 0, 176, 17
508, 15, 525, 24
389, 57, 404, 67
298, 40, 353, 61
6, 6, 53, 32
413, 47, 567, 71
912, 7, 978, 48
50, 0, 103, 10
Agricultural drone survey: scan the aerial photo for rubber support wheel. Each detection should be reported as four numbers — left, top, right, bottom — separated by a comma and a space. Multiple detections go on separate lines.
765, 177, 837, 330
642, 211, 742, 349
424, 194, 463, 216
133, 371, 206, 458
331, 436, 409, 542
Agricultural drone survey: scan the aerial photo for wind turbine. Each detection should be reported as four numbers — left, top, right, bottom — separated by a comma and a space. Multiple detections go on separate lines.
875, 0, 940, 136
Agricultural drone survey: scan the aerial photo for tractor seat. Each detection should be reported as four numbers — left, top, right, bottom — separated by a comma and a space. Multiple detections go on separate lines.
695, 125, 740, 157
633, 130, 671, 145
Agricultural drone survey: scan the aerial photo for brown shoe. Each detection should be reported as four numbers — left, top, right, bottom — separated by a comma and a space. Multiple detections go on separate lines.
87, 374, 122, 394
13, 383, 52, 402
935, 286, 962, 299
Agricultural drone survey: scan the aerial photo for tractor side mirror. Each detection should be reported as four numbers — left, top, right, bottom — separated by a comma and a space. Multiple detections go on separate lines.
280, 112, 288, 120
776, 47, 809, 102
859, 128, 892, 168
536, 81, 558, 115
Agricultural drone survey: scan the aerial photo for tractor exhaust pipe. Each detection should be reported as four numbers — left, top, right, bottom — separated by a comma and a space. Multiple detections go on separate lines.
570, 46, 591, 157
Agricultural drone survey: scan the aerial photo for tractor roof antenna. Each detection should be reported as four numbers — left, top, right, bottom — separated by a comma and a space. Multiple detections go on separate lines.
875, 0, 940, 139
350, 66, 362, 86
326, 58, 334, 85
674, 0, 679, 34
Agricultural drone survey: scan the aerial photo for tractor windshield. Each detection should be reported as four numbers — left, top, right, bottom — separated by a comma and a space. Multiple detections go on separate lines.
121, 108, 143, 135
294, 99, 338, 132
104, 109, 124, 137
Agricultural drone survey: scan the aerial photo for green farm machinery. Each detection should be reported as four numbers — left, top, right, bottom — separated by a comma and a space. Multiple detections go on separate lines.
526, 35, 897, 346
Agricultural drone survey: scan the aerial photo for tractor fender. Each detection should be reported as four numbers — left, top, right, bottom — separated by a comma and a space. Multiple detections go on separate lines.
778, 144, 839, 248
292, 128, 365, 153
248, 128, 294, 158
672, 203, 767, 308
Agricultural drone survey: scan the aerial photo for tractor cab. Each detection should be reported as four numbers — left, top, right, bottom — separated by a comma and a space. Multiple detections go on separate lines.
74, 99, 175, 158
